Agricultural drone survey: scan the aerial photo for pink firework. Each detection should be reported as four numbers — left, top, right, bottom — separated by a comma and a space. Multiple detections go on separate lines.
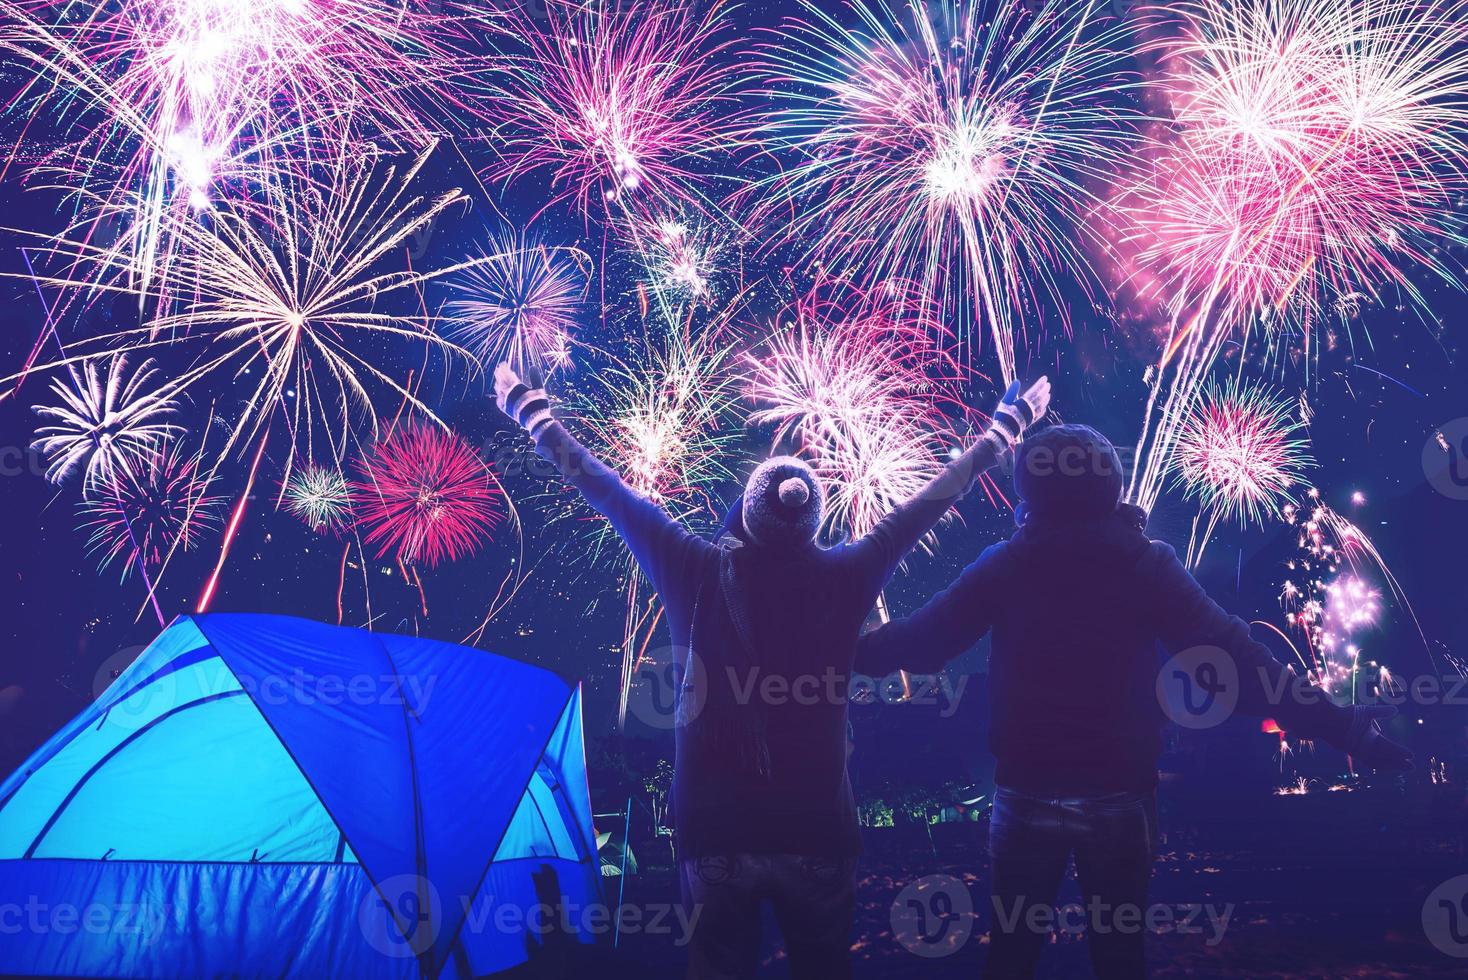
1126, 0, 1468, 325
353, 424, 504, 568
78, 441, 223, 580
486, 0, 747, 221
1123, 0, 1468, 512
1171, 378, 1314, 529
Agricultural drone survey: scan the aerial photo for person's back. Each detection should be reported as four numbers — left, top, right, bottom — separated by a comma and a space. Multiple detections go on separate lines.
856, 423, 1412, 980
984, 504, 1161, 798
673, 534, 874, 857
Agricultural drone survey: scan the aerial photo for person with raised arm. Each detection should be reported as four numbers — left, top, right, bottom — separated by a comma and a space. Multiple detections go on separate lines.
494, 363, 1050, 980
855, 422, 1413, 980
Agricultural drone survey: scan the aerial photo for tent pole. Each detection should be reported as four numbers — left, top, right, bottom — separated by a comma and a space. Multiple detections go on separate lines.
614, 795, 631, 948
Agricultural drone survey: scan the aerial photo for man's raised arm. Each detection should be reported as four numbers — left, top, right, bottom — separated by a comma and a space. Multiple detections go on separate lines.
849, 377, 1051, 587
496, 364, 712, 603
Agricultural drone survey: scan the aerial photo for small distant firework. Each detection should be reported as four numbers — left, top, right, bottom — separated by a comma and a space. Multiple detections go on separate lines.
9, 150, 480, 475
354, 424, 505, 568
1324, 575, 1380, 634
644, 218, 716, 302
1123, 0, 1468, 513
572, 329, 738, 515
79, 441, 222, 580
487, 0, 746, 219
284, 465, 353, 534
1172, 378, 1313, 529
1278, 488, 1460, 699
443, 233, 589, 374
755, 0, 1138, 380
30, 354, 181, 492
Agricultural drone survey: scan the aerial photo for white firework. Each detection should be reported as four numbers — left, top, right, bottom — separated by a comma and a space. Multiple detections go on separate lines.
31, 354, 181, 492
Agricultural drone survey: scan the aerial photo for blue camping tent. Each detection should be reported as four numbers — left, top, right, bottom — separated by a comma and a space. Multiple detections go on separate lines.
0, 613, 600, 978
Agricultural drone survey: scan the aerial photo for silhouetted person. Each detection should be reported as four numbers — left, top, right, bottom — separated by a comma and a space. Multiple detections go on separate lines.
496, 363, 1050, 979
856, 423, 1411, 980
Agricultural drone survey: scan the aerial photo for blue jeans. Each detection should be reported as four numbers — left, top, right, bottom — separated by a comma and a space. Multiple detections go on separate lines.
986, 786, 1158, 980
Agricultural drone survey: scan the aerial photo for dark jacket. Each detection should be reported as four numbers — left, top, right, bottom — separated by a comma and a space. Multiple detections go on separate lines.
534, 420, 986, 857
855, 505, 1353, 797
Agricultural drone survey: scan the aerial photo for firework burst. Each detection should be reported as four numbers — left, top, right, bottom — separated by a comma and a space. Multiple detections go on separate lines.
643, 217, 718, 303
283, 464, 353, 534
743, 287, 964, 539
8, 148, 482, 476
78, 440, 223, 580
31, 354, 181, 492
442, 232, 589, 375
486, 0, 747, 222
353, 423, 505, 568
753, 0, 1139, 380
571, 328, 740, 518
0, 0, 484, 290
1172, 378, 1313, 530
1123, 0, 1468, 513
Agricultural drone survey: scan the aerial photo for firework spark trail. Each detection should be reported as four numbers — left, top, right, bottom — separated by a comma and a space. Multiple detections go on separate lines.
5, 148, 485, 480
1124, 0, 1468, 514
442, 231, 591, 376
196, 428, 268, 613
1170, 377, 1314, 566
751, 0, 1139, 382
0, 0, 487, 294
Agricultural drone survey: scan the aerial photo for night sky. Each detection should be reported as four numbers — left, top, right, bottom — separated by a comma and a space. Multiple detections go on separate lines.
1, 0, 1465, 800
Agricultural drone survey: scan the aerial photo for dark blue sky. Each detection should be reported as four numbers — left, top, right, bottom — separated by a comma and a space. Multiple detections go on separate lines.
0, 0, 1464, 784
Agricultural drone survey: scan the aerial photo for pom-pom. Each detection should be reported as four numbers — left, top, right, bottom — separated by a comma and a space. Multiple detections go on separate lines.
778, 477, 810, 507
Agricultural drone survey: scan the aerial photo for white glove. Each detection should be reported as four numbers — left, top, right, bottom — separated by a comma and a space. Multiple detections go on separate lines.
981, 376, 1051, 455
494, 364, 555, 437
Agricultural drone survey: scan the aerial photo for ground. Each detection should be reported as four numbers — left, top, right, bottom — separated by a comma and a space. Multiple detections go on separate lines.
510, 782, 1468, 978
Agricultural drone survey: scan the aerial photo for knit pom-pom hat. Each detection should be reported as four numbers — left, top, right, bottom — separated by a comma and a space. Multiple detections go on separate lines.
741, 456, 824, 547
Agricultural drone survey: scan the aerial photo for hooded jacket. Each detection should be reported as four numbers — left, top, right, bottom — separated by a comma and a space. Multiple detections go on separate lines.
855, 504, 1354, 797
533, 420, 986, 857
